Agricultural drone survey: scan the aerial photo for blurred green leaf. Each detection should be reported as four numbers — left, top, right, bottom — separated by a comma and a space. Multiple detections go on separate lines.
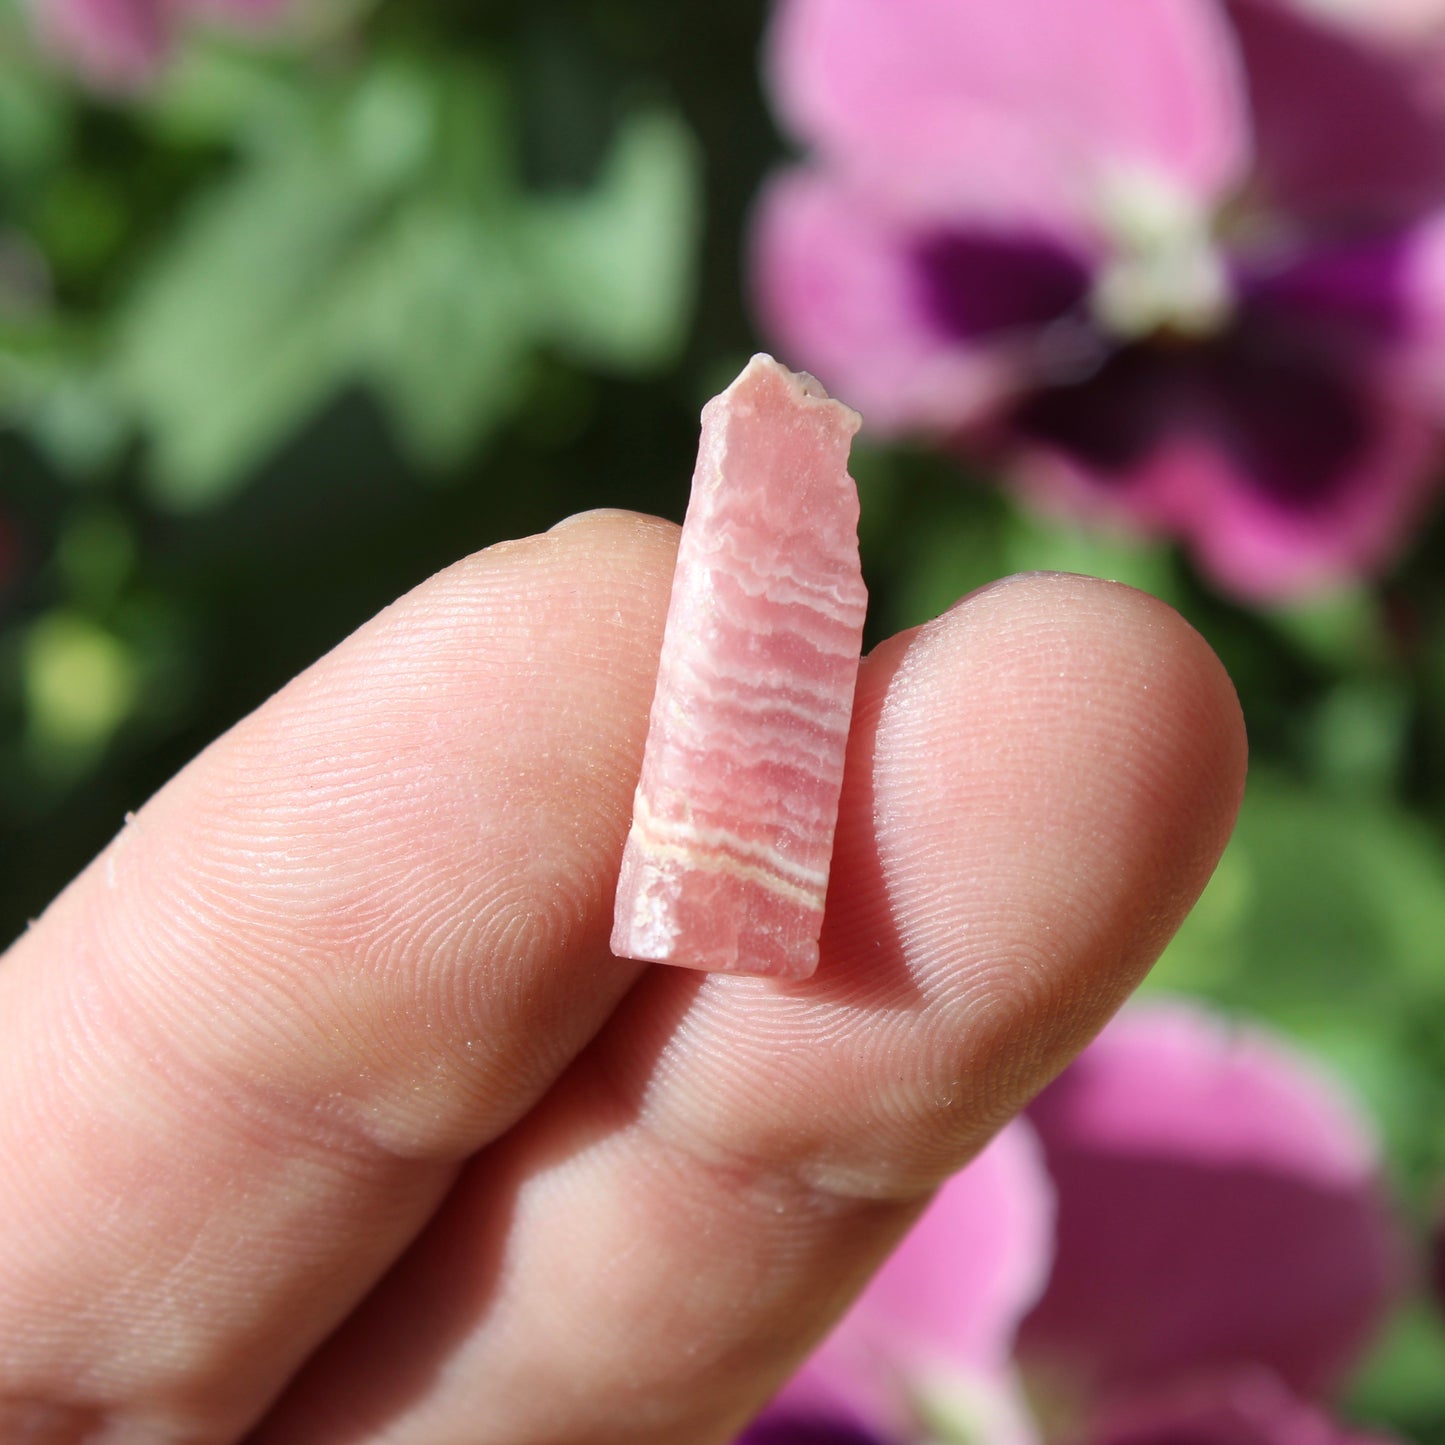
56, 503, 136, 604
849, 441, 907, 561
37, 169, 130, 278
1153, 772, 1445, 1014
113, 91, 392, 506
144, 44, 312, 147
1349, 1299, 1445, 1437
893, 503, 1004, 628
1265, 585, 1386, 673
22, 610, 137, 760
343, 55, 440, 192
1308, 676, 1412, 797
0, 315, 127, 477
1151, 771, 1445, 1191
0, 60, 68, 182
1002, 506, 1180, 603
518, 107, 700, 368
109, 52, 699, 506
356, 202, 533, 465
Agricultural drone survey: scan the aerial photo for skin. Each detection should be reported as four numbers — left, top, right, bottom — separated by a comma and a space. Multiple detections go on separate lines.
0, 509, 1246, 1445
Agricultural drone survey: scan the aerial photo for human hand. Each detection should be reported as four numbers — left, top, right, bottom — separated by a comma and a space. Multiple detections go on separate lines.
0, 510, 1245, 1445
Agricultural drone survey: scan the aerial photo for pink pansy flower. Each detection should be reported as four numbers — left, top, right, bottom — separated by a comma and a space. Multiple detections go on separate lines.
738, 1001, 1401, 1444
754, 0, 1445, 598
1017, 1001, 1400, 1403
739, 1121, 1055, 1445
34, 0, 287, 89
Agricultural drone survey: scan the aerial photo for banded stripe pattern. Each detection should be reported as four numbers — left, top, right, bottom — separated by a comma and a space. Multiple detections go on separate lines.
611, 354, 867, 979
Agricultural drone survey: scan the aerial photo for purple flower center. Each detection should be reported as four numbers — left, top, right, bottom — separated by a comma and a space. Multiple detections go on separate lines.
1009, 323, 1373, 510
736, 1412, 892, 1445
910, 223, 1415, 513
1242, 233, 1415, 345
912, 230, 1093, 340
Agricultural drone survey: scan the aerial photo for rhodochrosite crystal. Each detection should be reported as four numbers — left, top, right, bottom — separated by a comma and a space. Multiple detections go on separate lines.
611, 354, 867, 980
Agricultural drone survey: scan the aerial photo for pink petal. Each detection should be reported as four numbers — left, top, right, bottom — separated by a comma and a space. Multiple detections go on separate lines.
781, 1122, 1053, 1441
766, 0, 1250, 218
35, 0, 169, 88
750, 170, 1040, 434
1018, 1000, 1401, 1402
33, 0, 288, 86
845, 1123, 1055, 1370
1392, 210, 1445, 411
1014, 384, 1438, 601
1226, 0, 1445, 227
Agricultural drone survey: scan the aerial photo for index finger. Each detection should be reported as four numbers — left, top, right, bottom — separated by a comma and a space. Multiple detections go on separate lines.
0, 510, 678, 1442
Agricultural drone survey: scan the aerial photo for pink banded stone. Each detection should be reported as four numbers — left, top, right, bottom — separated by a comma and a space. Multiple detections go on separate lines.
611, 353, 867, 980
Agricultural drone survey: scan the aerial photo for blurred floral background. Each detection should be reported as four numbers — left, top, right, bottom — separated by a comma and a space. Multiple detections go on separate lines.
3, 0, 1445, 1441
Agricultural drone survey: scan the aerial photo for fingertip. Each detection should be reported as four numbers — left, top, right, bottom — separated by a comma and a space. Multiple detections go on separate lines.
838, 569, 1247, 1121
544, 506, 681, 553
943, 570, 1249, 846
871, 569, 1247, 872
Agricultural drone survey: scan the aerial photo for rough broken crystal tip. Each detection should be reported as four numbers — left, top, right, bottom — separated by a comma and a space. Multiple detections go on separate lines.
610, 353, 867, 981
